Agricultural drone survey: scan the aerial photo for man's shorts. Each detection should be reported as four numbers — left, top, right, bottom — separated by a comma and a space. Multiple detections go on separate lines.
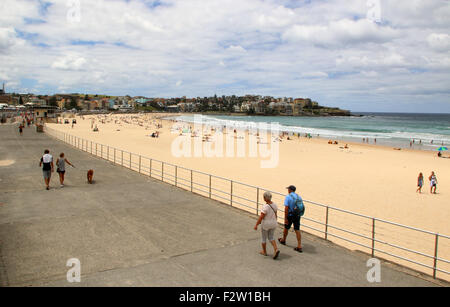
43, 170, 51, 179
285, 215, 301, 231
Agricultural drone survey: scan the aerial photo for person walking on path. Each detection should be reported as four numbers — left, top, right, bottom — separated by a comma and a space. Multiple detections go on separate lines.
19, 124, 23, 136
56, 153, 74, 187
39, 149, 54, 190
279, 185, 303, 253
416, 173, 424, 193
254, 191, 280, 260
429, 172, 438, 194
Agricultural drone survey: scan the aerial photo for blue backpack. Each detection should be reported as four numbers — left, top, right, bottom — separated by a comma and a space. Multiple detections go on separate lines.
290, 194, 305, 217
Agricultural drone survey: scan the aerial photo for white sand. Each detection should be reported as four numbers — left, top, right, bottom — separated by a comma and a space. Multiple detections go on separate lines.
47, 113, 450, 279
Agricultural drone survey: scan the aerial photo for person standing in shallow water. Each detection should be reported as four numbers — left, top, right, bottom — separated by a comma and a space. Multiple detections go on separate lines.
56, 153, 74, 187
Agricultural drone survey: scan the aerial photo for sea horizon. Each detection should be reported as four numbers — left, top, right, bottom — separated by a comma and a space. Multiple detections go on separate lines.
170, 112, 450, 152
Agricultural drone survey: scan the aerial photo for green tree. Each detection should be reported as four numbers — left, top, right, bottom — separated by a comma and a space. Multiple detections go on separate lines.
49, 96, 57, 107
69, 97, 78, 110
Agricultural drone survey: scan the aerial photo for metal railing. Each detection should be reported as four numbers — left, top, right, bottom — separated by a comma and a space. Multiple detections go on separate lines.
45, 126, 450, 282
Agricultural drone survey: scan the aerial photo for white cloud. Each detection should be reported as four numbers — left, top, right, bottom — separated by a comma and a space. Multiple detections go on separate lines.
302, 71, 328, 78
282, 19, 398, 47
51, 54, 87, 70
427, 33, 450, 52
0, 0, 448, 112
227, 45, 247, 53
0, 27, 22, 52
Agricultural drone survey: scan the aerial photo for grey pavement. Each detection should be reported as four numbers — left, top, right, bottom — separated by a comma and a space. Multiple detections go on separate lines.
0, 124, 444, 287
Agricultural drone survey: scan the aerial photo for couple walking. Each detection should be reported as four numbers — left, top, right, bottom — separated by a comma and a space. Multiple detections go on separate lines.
254, 185, 304, 260
416, 172, 438, 194
39, 149, 74, 190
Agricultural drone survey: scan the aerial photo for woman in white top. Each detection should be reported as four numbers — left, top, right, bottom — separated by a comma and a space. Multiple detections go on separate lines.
254, 191, 280, 260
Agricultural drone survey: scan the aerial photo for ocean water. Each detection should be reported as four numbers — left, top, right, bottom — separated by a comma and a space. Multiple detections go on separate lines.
171, 113, 450, 151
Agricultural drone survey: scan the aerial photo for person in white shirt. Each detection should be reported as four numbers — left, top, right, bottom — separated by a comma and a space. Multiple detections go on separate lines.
39, 149, 54, 190
429, 171, 438, 194
254, 191, 280, 260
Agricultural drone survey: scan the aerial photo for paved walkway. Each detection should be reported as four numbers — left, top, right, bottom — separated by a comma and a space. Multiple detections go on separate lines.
0, 124, 443, 286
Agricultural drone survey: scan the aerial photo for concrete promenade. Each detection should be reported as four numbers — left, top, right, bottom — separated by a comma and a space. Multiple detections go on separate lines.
0, 124, 443, 287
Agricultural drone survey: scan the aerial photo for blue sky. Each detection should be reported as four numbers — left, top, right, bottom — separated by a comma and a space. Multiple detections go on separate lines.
0, 0, 449, 112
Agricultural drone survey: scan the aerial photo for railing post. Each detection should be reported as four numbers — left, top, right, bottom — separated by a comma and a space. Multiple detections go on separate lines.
175, 166, 178, 186
107, 146, 110, 161
433, 234, 439, 279
90, 141, 92, 154
325, 206, 329, 240
230, 180, 233, 206
190, 170, 193, 192
209, 175, 212, 198
256, 187, 259, 215
162, 162, 164, 182
150, 159, 152, 177
371, 218, 376, 257
129, 152, 132, 168
139, 155, 141, 173
121, 150, 123, 166
96, 143, 97, 156
114, 148, 116, 164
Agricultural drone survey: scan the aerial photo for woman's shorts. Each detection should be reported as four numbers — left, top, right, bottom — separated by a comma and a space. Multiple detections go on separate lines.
43, 170, 51, 179
57, 169, 65, 174
261, 228, 275, 243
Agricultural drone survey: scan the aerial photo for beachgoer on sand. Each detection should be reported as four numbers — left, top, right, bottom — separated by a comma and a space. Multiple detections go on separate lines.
417, 173, 423, 193
39, 149, 54, 190
279, 185, 304, 253
254, 191, 280, 260
429, 172, 437, 194
56, 153, 74, 187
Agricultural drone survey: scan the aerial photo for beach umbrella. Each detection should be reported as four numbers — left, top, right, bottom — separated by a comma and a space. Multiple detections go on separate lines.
437, 147, 448, 151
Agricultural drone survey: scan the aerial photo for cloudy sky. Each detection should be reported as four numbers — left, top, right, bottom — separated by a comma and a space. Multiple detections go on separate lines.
1, 0, 449, 112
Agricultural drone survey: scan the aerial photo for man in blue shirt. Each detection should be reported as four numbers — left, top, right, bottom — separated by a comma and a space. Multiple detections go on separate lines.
278, 185, 303, 252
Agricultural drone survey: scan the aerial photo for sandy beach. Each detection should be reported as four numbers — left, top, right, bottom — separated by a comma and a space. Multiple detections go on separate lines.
46, 113, 450, 279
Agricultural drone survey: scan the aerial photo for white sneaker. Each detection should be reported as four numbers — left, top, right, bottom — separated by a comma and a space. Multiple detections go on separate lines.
60, 184, 64, 188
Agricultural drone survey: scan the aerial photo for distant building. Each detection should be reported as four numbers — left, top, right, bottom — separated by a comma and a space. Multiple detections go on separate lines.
0, 95, 12, 105
31, 105, 58, 124
166, 105, 179, 113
